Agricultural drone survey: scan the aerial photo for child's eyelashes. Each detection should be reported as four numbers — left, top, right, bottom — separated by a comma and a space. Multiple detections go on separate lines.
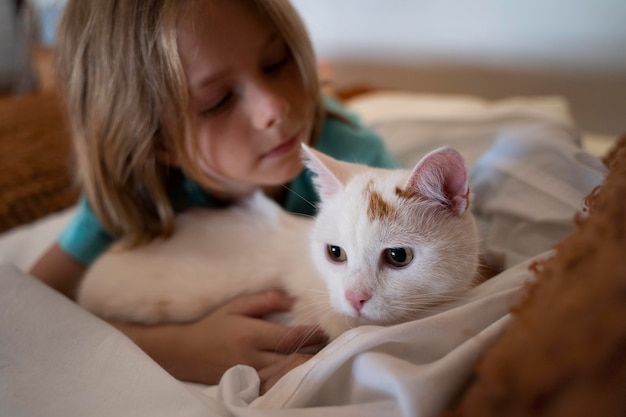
200, 92, 233, 117
262, 42, 293, 75
197, 45, 291, 117
263, 54, 290, 74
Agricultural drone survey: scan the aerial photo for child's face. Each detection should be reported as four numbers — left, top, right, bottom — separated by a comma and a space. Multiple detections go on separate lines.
177, 0, 314, 197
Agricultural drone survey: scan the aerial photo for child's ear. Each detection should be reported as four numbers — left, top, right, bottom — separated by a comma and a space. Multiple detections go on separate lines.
403, 147, 470, 215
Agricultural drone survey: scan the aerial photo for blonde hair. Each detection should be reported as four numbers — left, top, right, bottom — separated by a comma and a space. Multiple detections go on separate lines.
56, 0, 324, 247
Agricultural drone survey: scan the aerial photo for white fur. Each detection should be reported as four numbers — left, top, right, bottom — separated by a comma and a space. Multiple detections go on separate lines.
309, 163, 477, 329
78, 147, 479, 341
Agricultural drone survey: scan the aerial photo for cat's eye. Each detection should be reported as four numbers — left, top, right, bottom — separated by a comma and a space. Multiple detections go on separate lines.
326, 245, 347, 263
383, 247, 414, 268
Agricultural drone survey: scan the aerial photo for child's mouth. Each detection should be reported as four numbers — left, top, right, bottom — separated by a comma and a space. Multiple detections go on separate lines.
264, 135, 299, 158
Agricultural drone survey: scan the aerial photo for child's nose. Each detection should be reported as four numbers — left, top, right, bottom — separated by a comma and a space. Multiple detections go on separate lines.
251, 83, 289, 130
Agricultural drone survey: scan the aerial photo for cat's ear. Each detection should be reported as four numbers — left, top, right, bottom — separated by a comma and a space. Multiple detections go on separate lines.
404, 147, 469, 215
301, 144, 352, 200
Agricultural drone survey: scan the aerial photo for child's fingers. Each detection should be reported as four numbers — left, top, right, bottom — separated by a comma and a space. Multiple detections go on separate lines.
247, 322, 328, 354
257, 353, 313, 394
217, 289, 329, 353
262, 324, 328, 353
225, 315, 327, 353
255, 351, 311, 371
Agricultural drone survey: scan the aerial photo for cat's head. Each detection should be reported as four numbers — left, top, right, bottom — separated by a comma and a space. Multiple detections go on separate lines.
302, 145, 479, 325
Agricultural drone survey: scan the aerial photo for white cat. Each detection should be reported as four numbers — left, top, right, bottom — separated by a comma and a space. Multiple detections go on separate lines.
78, 145, 479, 340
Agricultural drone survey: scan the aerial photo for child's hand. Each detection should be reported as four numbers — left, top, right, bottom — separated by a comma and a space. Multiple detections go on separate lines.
118, 289, 327, 390
182, 289, 327, 386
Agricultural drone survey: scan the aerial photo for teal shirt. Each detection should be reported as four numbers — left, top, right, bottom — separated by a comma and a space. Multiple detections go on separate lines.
59, 98, 399, 265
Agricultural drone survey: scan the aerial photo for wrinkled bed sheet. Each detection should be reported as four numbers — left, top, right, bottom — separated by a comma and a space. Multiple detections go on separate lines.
0, 94, 609, 417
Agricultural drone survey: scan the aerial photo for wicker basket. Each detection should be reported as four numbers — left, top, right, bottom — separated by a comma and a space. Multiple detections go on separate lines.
0, 93, 78, 232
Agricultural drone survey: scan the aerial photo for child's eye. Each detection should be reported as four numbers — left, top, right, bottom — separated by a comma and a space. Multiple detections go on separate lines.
200, 92, 233, 116
263, 55, 289, 74
262, 42, 292, 74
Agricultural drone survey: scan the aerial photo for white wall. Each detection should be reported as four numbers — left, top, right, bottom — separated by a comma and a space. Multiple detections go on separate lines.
291, 0, 626, 134
292, 0, 626, 72
2, 0, 624, 132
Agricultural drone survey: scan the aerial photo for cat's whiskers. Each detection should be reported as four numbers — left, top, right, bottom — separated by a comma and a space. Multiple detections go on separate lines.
287, 290, 360, 336
383, 291, 470, 321
282, 288, 330, 316
275, 309, 333, 354
271, 325, 327, 371
392, 293, 467, 307
286, 285, 328, 295
282, 185, 317, 212
292, 307, 326, 327
274, 289, 330, 335
297, 299, 334, 320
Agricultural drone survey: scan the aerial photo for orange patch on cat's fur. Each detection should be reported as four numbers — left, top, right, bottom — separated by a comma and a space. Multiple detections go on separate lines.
395, 186, 417, 201
367, 189, 397, 221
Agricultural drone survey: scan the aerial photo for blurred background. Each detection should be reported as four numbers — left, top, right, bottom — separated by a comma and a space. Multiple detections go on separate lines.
290, 0, 626, 135
1, 0, 625, 134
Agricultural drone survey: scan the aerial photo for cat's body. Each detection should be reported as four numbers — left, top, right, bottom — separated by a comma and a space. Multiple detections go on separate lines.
78, 146, 480, 340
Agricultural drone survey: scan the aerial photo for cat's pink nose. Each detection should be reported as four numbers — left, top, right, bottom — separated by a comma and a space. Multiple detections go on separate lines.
345, 290, 371, 313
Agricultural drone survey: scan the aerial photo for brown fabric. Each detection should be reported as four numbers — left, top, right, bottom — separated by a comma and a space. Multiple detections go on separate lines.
603, 133, 626, 168
448, 137, 626, 417
0, 93, 78, 233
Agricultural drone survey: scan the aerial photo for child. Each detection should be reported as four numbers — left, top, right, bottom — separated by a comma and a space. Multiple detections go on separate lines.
30, 0, 399, 389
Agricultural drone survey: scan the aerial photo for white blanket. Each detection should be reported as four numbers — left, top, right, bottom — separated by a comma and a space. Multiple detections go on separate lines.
0, 259, 531, 417
0, 93, 610, 417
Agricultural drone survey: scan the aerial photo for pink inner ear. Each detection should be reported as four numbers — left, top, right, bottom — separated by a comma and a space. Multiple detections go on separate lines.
301, 144, 348, 200
405, 147, 469, 215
